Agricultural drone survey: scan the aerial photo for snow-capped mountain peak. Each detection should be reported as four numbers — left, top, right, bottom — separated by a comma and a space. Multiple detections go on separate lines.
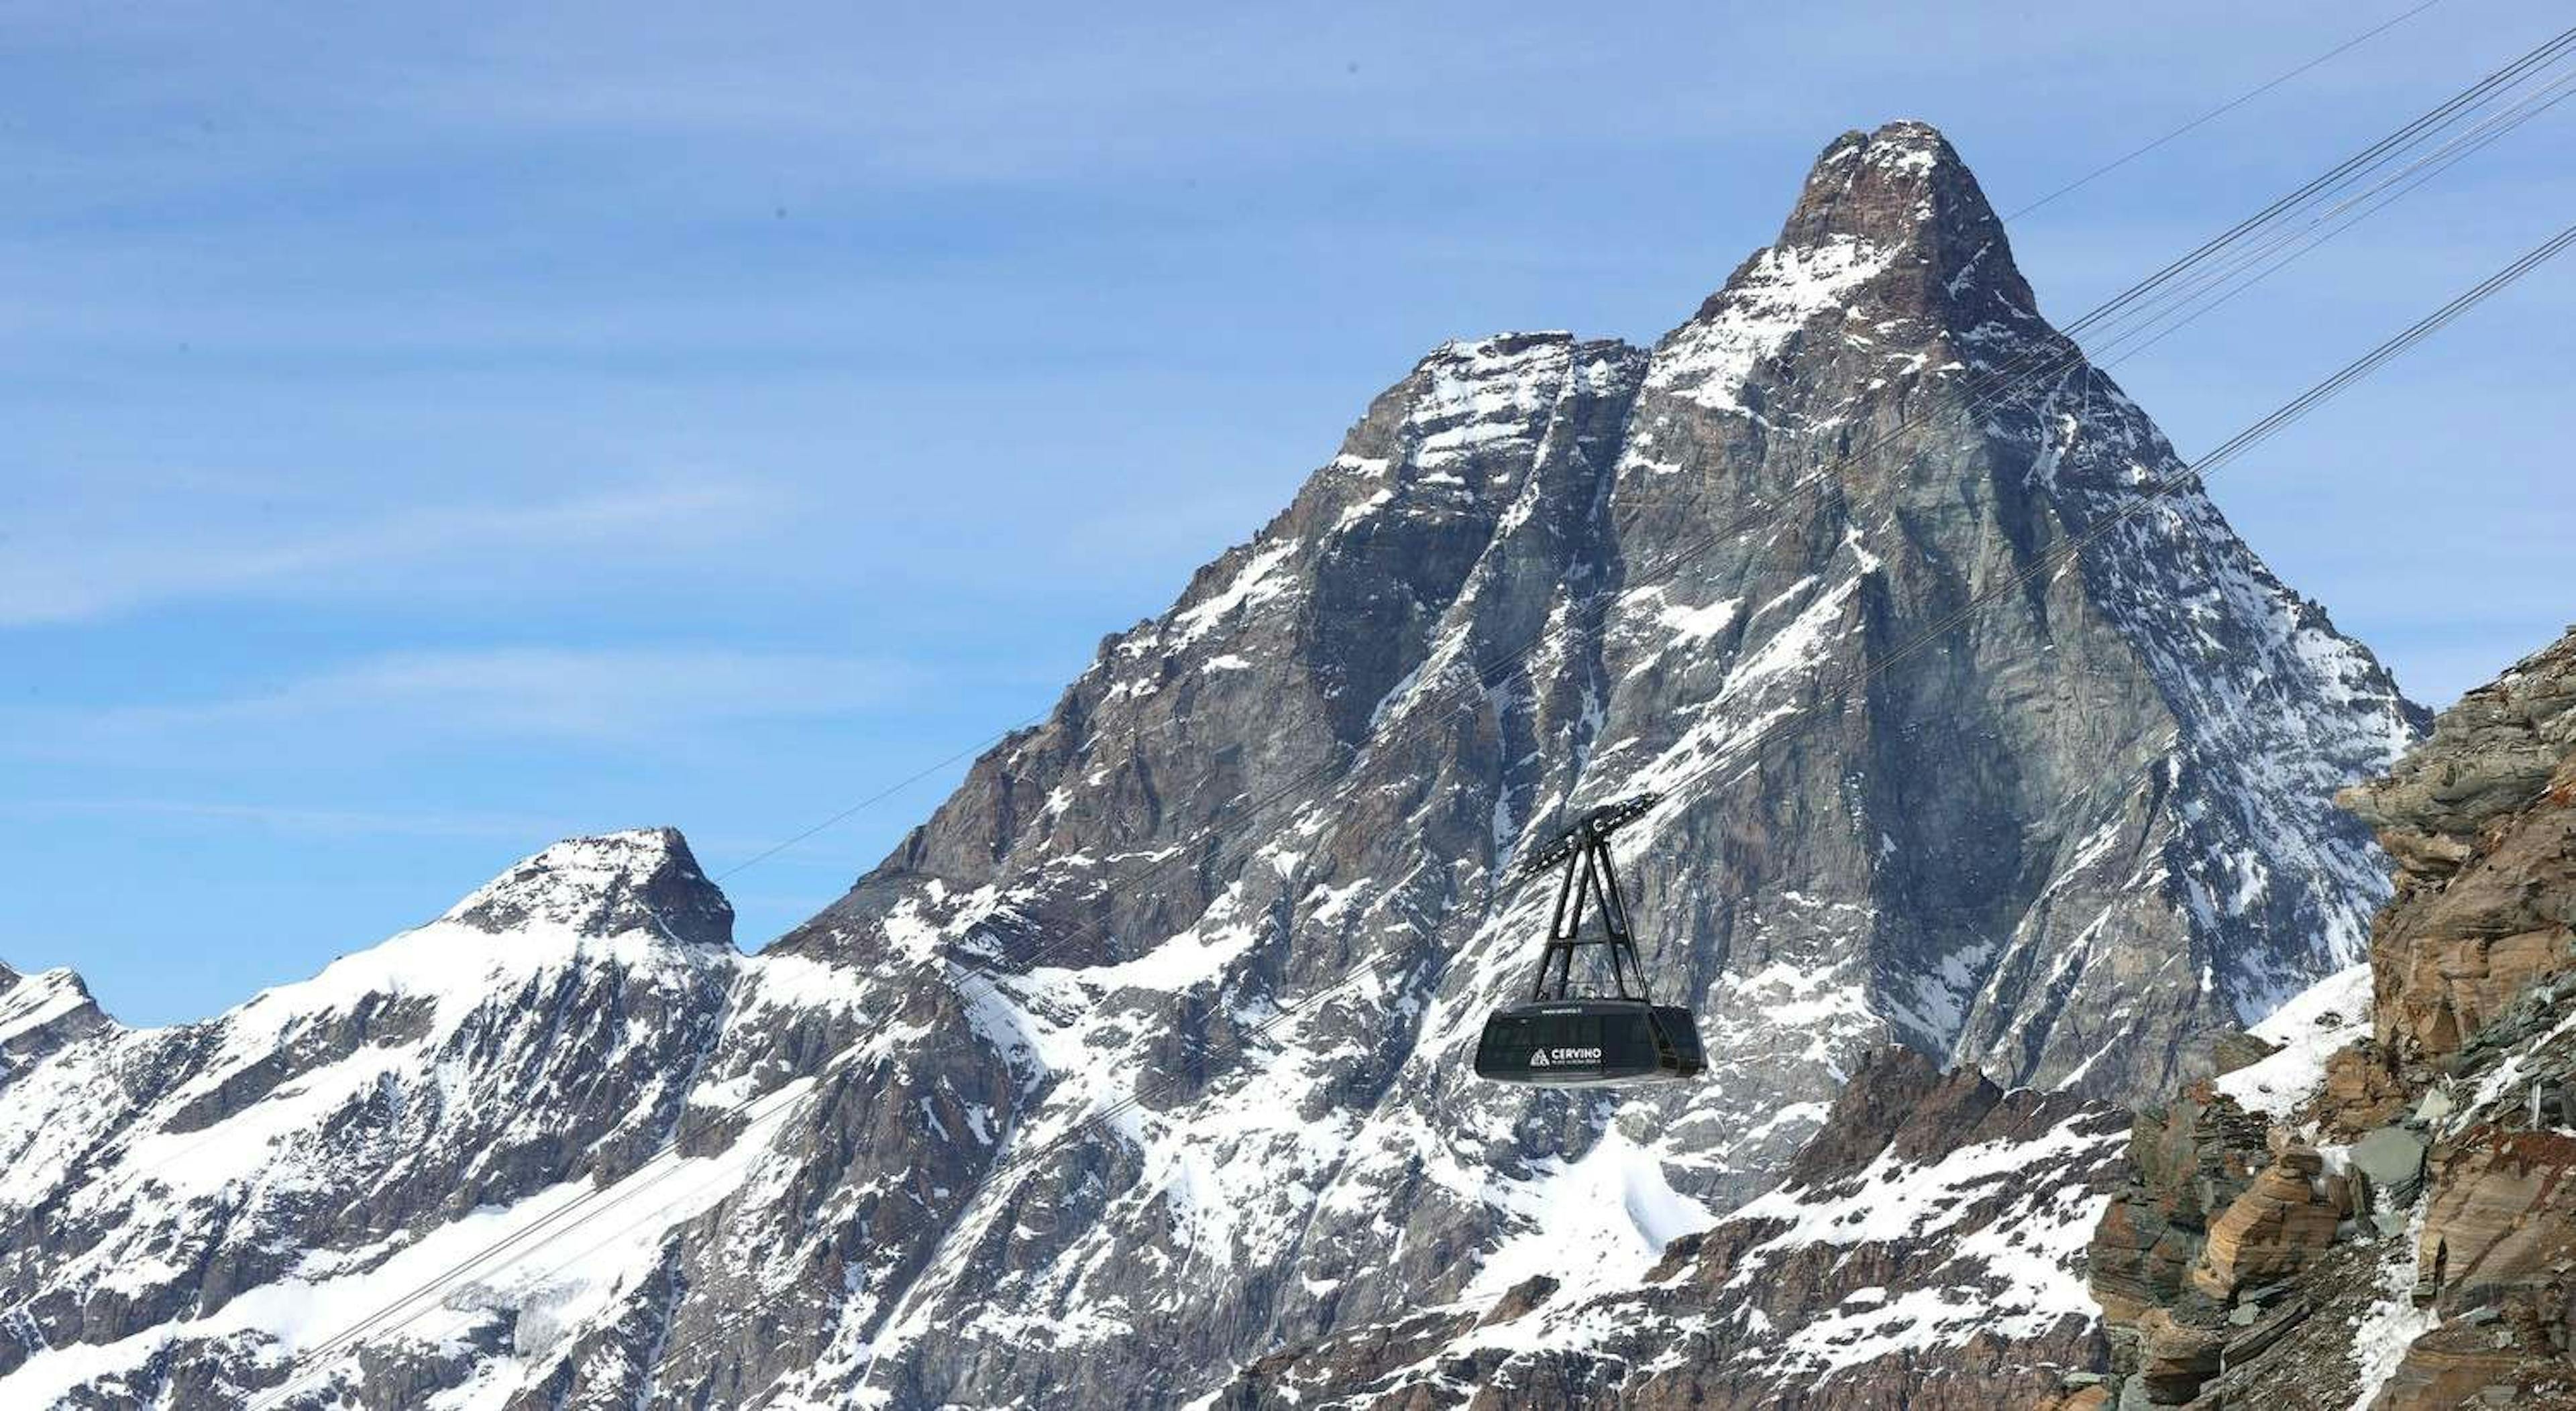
1774, 121, 2020, 274
0, 962, 112, 1078
441, 826, 735, 948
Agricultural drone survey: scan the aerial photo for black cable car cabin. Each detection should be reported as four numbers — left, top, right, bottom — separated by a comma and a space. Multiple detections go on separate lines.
1474, 794, 1705, 1087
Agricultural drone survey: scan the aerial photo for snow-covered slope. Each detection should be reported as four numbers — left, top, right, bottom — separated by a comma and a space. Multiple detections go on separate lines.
0, 830, 869, 1406
0, 122, 2424, 1410
1213, 1050, 2128, 1409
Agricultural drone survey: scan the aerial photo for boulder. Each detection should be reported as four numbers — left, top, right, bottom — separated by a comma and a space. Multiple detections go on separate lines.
2131, 1308, 2224, 1404
2212, 1030, 2282, 1077
2090, 1098, 2274, 1321
2353, 1125, 2431, 1210
2090, 1196, 2202, 1324
2321, 1045, 2413, 1133
2187, 1149, 2339, 1299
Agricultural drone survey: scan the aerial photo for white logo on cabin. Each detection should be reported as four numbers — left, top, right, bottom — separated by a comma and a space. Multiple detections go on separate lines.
1532, 1047, 1602, 1066
1528, 1050, 1550, 1068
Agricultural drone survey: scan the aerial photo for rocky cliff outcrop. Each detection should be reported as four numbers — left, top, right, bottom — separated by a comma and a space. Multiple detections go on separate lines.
2088, 625, 2576, 1410
0, 122, 2422, 1410
2343, 628, 2576, 1068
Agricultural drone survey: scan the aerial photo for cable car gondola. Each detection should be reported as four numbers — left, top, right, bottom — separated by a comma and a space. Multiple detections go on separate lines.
1473, 793, 1705, 1086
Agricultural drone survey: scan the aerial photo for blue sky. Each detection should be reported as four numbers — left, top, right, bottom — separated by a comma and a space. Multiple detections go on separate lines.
5, 1, 2571, 1026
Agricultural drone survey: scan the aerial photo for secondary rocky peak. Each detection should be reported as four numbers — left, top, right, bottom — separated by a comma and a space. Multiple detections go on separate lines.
442, 826, 735, 948
0, 962, 111, 1075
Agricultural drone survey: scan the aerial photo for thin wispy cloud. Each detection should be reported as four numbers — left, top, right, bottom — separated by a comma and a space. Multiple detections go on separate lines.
4, 796, 566, 842
48, 646, 914, 748
0, 478, 773, 626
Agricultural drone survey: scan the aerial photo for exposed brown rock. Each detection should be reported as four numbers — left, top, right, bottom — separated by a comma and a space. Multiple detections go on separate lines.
2414, 1129, 2576, 1315
2088, 1096, 2271, 1321
2133, 1306, 2224, 1403
2354, 633, 2576, 1407
2088, 1195, 2202, 1325
2321, 1042, 2413, 1133
1476, 1276, 1557, 1327
2188, 1147, 2339, 1299
2341, 628, 2576, 1065
2376, 919, 2575, 1065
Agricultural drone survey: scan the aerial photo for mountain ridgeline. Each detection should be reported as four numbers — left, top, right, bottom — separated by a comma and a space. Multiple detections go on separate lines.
0, 122, 2422, 1409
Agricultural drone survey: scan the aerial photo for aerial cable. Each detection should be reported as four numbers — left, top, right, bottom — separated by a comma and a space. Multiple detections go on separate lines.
2002, 0, 2443, 221
713, 726, 1034, 883
2037, 67, 2576, 372
1946, 50, 2573, 417
1998, 66, 2576, 386
2039, 23, 2576, 349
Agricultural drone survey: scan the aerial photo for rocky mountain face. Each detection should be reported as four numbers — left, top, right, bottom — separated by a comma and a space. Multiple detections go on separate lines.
0, 122, 2425, 1410
2084, 624, 2576, 1410
1236, 625, 2576, 1411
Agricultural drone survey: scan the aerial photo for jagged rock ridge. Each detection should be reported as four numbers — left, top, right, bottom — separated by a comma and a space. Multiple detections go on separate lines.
0, 122, 2420, 1409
